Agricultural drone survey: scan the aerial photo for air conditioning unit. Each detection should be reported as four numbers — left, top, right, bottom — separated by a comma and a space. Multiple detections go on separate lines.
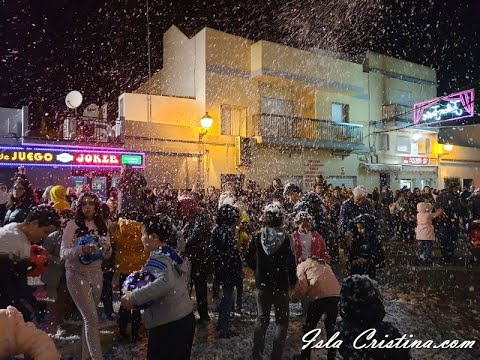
235, 137, 256, 167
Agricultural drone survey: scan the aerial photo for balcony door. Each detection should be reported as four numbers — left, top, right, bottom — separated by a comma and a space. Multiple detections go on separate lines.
260, 97, 294, 137
221, 105, 247, 137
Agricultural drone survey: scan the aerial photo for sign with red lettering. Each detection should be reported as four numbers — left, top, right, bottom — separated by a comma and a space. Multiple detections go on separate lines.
403, 157, 430, 165
0, 146, 145, 168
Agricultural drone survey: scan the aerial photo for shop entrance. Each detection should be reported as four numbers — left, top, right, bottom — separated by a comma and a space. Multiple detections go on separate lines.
380, 173, 390, 188
400, 179, 412, 190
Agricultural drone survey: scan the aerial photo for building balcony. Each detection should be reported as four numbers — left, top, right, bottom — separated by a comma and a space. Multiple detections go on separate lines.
380, 104, 413, 124
377, 104, 439, 131
22, 116, 125, 147
252, 113, 366, 152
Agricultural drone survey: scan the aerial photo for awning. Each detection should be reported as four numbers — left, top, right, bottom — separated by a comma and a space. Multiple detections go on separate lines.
359, 163, 438, 174
401, 165, 438, 174
359, 163, 402, 172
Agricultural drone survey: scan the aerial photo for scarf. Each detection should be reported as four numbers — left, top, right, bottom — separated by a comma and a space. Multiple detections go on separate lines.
151, 245, 184, 265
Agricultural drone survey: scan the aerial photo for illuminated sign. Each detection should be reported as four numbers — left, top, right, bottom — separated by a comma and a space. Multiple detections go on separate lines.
0, 146, 145, 168
413, 89, 474, 125
403, 157, 430, 165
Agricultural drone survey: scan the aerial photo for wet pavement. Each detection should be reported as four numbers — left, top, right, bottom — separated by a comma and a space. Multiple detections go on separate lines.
31, 239, 480, 359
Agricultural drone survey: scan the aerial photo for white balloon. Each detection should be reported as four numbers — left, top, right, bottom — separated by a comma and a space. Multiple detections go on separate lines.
65, 90, 83, 109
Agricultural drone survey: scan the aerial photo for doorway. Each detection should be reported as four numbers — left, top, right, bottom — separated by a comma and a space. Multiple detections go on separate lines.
380, 173, 390, 188
400, 179, 412, 190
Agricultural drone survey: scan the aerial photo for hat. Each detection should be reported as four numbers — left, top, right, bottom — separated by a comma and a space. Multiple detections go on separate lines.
352, 213, 377, 229
338, 275, 385, 325
263, 201, 284, 215
217, 204, 240, 226
294, 211, 313, 224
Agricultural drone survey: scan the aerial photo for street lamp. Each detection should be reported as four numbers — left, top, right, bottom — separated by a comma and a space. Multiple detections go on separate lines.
199, 112, 213, 141
443, 143, 454, 152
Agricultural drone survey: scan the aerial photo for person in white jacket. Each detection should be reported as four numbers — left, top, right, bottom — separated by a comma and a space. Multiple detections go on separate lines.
61, 193, 112, 360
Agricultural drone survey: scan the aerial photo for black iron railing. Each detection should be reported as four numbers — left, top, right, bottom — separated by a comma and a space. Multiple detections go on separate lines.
252, 114, 363, 144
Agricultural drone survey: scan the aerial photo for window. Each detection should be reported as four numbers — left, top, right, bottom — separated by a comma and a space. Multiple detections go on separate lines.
332, 103, 349, 123
396, 135, 411, 153
221, 105, 247, 136
379, 134, 389, 151
118, 97, 124, 117
390, 89, 413, 107
425, 138, 431, 154
260, 97, 294, 116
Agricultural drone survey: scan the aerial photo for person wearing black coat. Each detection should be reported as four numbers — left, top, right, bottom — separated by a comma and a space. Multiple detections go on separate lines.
435, 185, 463, 263
245, 202, 297, 360
210, 204, 242, 338
347, 214, 384, 279
3, 178, 38, 226
335, 275, 412, 360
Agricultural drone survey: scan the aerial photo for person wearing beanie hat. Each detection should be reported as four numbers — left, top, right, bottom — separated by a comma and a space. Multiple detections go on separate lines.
335, 275, 411, 360
246, 202, 297, 360
210, 205, 242, 338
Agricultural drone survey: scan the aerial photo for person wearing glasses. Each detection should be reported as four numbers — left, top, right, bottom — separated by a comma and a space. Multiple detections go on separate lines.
4, 178, 38, 226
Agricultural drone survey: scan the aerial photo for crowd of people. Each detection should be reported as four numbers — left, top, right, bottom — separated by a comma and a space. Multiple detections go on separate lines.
0, 167, 477, 360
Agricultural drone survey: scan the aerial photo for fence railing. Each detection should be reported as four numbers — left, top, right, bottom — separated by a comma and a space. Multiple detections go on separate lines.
24, 116, 124, 143
252, 114, 363, 144
381, 104, 413, 123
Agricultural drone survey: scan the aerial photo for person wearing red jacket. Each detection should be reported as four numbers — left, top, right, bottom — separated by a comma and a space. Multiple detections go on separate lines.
291, 211, 330, 265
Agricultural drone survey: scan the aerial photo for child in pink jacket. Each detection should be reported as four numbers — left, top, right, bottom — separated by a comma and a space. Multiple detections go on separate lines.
291, 257, 340, 360
416, 202, 443, 265
292, 211, 330, 265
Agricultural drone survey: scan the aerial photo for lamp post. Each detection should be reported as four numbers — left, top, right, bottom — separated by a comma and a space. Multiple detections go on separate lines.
199, 112, 213, 141
198, 112, 213, 189
443, 143, 453, 152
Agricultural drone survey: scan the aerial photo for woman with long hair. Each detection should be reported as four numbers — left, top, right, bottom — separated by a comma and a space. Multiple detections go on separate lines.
60, 192, 112, 360
3, 178, 38, 226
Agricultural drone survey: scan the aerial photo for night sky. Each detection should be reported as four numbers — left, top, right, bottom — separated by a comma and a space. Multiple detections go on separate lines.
1, 0, 479, 121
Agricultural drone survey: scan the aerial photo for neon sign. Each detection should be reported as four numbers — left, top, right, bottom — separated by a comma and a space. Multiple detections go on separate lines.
0, 146, 145, 168
403, 157, 430, 165
413, 89, 474, 125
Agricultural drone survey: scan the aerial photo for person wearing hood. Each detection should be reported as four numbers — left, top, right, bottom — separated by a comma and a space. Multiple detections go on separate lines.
49, 185, 70, 212
416, 202, 443, 265
291, 256, 340, 360
245, 202, 297, 360
335, 275, 412, 360
121, 214, 195, 360
347, 214, 384, 279
210, 204, 242, 338
177, 198, 213, 324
